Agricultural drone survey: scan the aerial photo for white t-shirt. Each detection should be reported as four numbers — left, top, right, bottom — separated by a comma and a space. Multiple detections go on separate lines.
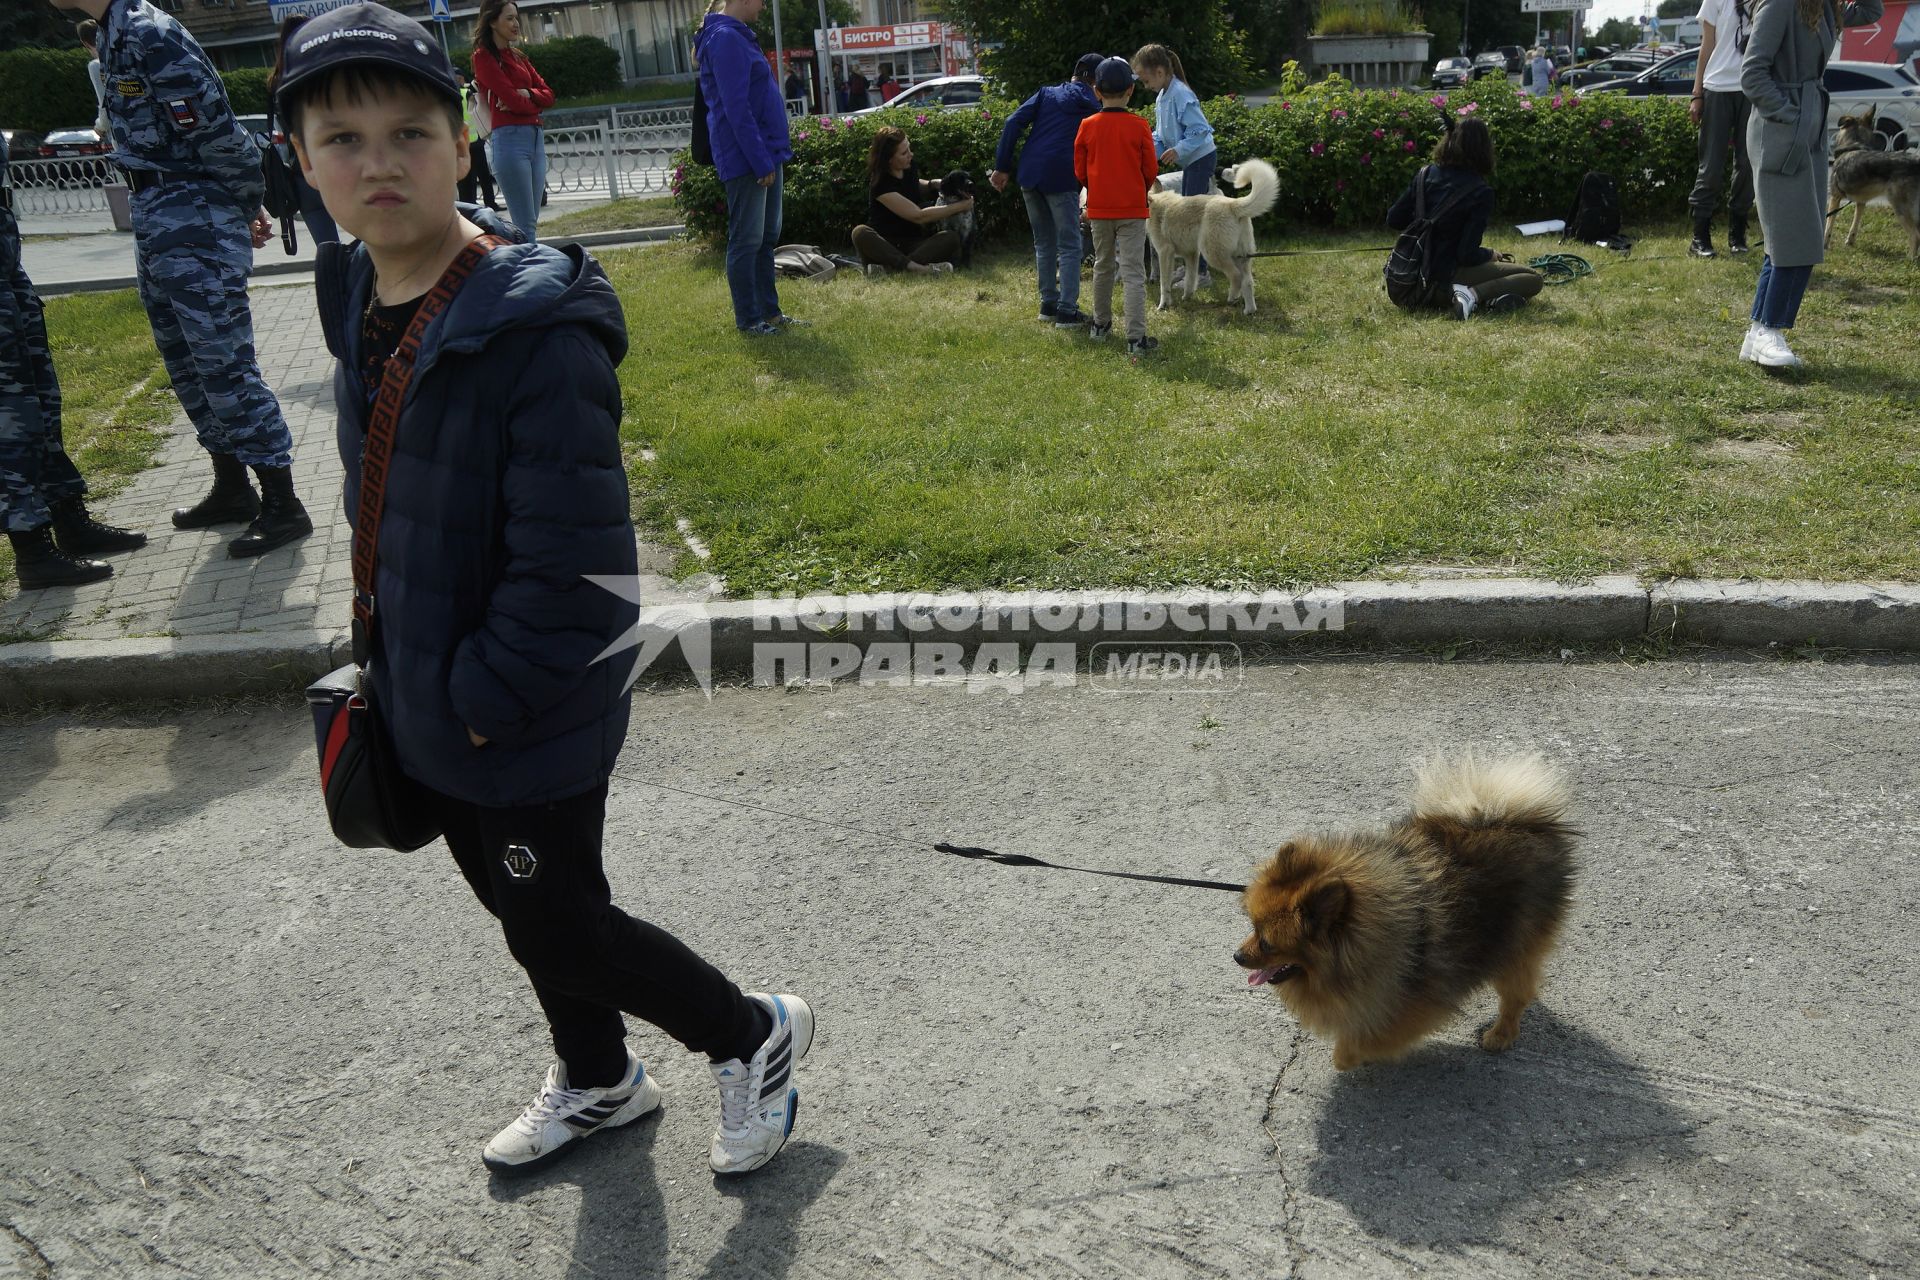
1699, 0, 1749, 93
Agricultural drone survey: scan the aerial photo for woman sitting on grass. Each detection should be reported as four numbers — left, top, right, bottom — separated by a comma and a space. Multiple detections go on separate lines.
1386, 117, 1542, 319
850, 126, 973, 276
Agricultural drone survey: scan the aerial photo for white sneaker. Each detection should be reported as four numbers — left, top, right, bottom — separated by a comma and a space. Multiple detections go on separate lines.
709, 992, 814, 1175
1451, 283, 1478, 320
482, 1047, 662, 1174
1750, 325, 1804, 368
1739, 323, 1760, 362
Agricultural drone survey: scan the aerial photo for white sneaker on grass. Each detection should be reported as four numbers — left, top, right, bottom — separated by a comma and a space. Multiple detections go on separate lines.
709, 992, 814, 1175
482, 1047, 662, 1174
1740, 323, 1760, 362
1451, 283, 1477, 320
1750, 324, 1804, 368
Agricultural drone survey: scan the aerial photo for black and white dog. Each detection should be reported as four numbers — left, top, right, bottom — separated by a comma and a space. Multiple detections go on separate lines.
936, 170, 977, 268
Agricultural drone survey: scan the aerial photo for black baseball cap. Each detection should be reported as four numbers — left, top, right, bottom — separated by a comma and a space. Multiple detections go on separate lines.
276, 2, 462, 114
1095, 56, 1136, 94
1073, 52, 1105, 80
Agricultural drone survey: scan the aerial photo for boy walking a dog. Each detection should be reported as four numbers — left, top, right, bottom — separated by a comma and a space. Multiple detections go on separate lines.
274, 2, 813, 1179
1074, 57, 1160, 356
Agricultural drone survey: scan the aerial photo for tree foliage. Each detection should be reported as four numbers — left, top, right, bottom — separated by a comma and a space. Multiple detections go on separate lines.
938, 0, 1251, 98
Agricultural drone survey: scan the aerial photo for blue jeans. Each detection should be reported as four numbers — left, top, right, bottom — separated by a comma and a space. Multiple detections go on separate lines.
1750, 255, 1813, 330
722, 167, 784, 329
488, 125, 547, 243
1180, 149, 1217, 278
1021, 187, 1083, 312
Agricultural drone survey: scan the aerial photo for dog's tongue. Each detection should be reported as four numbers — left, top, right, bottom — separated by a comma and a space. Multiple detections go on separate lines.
1247, 965, 1281, 986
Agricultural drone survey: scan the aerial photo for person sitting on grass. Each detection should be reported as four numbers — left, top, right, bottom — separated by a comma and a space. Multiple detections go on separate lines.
1385, 117, 1542, 319
850, 126, 973, 276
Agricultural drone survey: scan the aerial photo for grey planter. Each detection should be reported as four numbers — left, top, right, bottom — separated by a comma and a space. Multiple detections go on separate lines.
1307, 32, 1434, 88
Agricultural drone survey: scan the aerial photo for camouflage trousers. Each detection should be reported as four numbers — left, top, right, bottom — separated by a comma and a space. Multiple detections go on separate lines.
133, 184, 291, 468
0, 226, 85, 533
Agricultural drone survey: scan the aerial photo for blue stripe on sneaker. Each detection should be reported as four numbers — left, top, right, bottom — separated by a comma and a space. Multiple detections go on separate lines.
784, 1089, 798, 1137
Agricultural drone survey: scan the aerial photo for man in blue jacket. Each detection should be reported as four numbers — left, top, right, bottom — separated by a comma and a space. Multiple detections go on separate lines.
279, 3, 814, 1178
696, 0, 796, 336
990, 53, 1102, 327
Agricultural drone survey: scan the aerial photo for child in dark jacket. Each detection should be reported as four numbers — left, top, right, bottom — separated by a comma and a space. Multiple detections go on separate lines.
277, 2, 813, 1179
1074, 57, 1161, 355
1385, 117, 1541, 318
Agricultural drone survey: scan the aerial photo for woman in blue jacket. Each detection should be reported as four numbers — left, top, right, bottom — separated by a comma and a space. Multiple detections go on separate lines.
696, 0, 796, 335
989, 52, 1103, 325
1133, 43, 1216, 288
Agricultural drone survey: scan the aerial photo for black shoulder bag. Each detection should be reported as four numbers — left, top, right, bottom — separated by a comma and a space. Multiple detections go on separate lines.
305, 235, 507, 852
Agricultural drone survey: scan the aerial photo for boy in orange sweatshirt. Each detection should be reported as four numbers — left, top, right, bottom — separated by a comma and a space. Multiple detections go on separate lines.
1073, 57, 1160, 355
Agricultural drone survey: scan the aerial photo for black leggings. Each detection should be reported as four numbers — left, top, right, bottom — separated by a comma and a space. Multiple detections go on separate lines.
436, 781, 768, 1088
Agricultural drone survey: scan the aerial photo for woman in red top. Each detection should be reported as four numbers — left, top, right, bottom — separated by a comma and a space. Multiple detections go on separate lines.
471, 0, 554, 240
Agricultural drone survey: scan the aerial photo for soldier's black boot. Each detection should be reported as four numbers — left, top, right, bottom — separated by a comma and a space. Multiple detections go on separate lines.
227, 464, 313, 559
8, 526, 113, 589
1727, 215, 1750, 255
50, 498, 148, 556
1688, 215, 1716, 258
173, 452, 260, 529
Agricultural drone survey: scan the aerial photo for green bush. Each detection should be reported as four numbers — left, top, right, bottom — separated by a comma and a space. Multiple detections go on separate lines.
220, 66, 273, 116
0, 48, 98, 134
672, 70, 1695, 246
525, 35, 621, 100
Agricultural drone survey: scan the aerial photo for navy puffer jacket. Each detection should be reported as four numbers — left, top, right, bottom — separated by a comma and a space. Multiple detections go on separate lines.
316, 209, 639, 808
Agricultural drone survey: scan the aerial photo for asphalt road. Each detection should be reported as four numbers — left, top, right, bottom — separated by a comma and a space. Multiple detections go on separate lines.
2, 655, 1916, 1278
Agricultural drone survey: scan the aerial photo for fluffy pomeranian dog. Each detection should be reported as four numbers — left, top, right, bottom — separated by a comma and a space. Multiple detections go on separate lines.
1234, 752, 1576, 1070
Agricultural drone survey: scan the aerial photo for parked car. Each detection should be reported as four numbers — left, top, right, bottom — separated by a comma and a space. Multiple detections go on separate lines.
1548, 45, 1574, 68
1471, 51, 1510, 80
37, 126, 109, 158
846, 74, 987, 117
1823, 60, 1920, 150
1583, 48, 1700, 96
1557, 52, 1658, 90
1432, 55, 1474, 88
1496, 44, 1525, 73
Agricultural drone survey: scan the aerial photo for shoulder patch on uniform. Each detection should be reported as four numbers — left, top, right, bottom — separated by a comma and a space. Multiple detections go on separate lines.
166, 98, 200, 130
117, 77, 145, 96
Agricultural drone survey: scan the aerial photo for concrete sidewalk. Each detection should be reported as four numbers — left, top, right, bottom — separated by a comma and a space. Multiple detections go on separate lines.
1, 663, 1915, 1277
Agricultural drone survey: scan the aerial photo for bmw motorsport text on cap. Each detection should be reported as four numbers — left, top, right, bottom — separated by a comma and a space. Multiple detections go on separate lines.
275, 1, 462, 114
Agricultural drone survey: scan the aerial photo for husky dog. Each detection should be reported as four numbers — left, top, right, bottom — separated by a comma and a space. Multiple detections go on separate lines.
936, 170, 978, 268
1145, 158, 1281, 314
1826, 108, 1920, 259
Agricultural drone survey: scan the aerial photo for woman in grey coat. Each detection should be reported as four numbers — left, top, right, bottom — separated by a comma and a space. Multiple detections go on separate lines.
1739, 0, 1882, 367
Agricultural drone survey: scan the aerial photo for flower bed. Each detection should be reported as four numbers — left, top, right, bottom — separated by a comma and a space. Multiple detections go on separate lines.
670, 70, 1694, 245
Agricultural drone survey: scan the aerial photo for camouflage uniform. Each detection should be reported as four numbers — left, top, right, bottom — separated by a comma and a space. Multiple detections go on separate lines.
99, 0, 292, 469
0, 133, 86, 533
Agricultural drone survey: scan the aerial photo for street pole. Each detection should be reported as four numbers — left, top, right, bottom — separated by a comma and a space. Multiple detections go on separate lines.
818, 0, 834, 117
772, 0, 785, 97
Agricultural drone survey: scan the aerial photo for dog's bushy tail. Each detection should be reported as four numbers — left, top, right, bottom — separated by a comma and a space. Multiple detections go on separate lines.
1229, 158, 1280, 223
1413, 750, 1570, 829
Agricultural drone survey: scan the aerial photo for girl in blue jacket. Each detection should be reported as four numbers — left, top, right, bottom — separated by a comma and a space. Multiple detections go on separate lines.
1133, 43, 1217, 287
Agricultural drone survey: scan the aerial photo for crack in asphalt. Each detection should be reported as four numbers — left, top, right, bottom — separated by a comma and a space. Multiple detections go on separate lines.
1, 1222, 53, 1280
1258, 1028, 1309, 1279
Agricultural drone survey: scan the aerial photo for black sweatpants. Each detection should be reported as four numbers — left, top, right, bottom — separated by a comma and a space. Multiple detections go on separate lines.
435, 780, 768, 1089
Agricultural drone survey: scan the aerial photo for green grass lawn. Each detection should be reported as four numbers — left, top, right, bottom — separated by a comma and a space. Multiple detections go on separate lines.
542, 196, 684, 236
603, 218, 1920, 597
0, 290, 174, 594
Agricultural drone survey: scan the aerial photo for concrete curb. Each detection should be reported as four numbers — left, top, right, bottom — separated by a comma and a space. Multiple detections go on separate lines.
0, 628, 347, 707
7, 577, 1919, 708
33, 225, 688, 297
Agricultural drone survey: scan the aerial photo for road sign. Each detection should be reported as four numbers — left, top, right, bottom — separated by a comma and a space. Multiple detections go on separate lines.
429, 0, 452, 22
267, 0, 353, 20
1521, 0, 1592, 10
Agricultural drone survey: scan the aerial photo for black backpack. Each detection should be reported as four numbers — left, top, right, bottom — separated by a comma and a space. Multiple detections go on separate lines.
1561, 171, 1621, 244
1384, 166, 1477, 311
690, 77, 713, 167
258, 119, 302, 255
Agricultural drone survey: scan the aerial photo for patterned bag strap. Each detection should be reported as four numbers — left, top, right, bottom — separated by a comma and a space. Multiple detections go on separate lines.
350, 234, 509, 666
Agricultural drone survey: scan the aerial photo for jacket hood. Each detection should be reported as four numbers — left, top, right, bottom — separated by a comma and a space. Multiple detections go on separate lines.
317, 206, 627, 376
693, 11, 751, 57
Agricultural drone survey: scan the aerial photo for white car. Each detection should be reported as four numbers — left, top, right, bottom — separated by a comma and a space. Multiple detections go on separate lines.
1824, 61, 1919, 150
846, 74, 988, 117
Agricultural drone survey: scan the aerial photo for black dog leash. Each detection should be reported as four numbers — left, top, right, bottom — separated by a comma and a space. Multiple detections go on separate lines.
934, 842, 1247, 893
1246, 244, 1396, 259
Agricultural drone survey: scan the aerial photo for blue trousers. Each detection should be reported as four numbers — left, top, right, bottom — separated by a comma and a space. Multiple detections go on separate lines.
1750, 256, 1813, 330
722, 167, 784, 330
0, 233, 84, 532
1180, 149, 1217, 278
488, 124, 547, 243
1021, 187, 1083, 312
132, 185, 292, 469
